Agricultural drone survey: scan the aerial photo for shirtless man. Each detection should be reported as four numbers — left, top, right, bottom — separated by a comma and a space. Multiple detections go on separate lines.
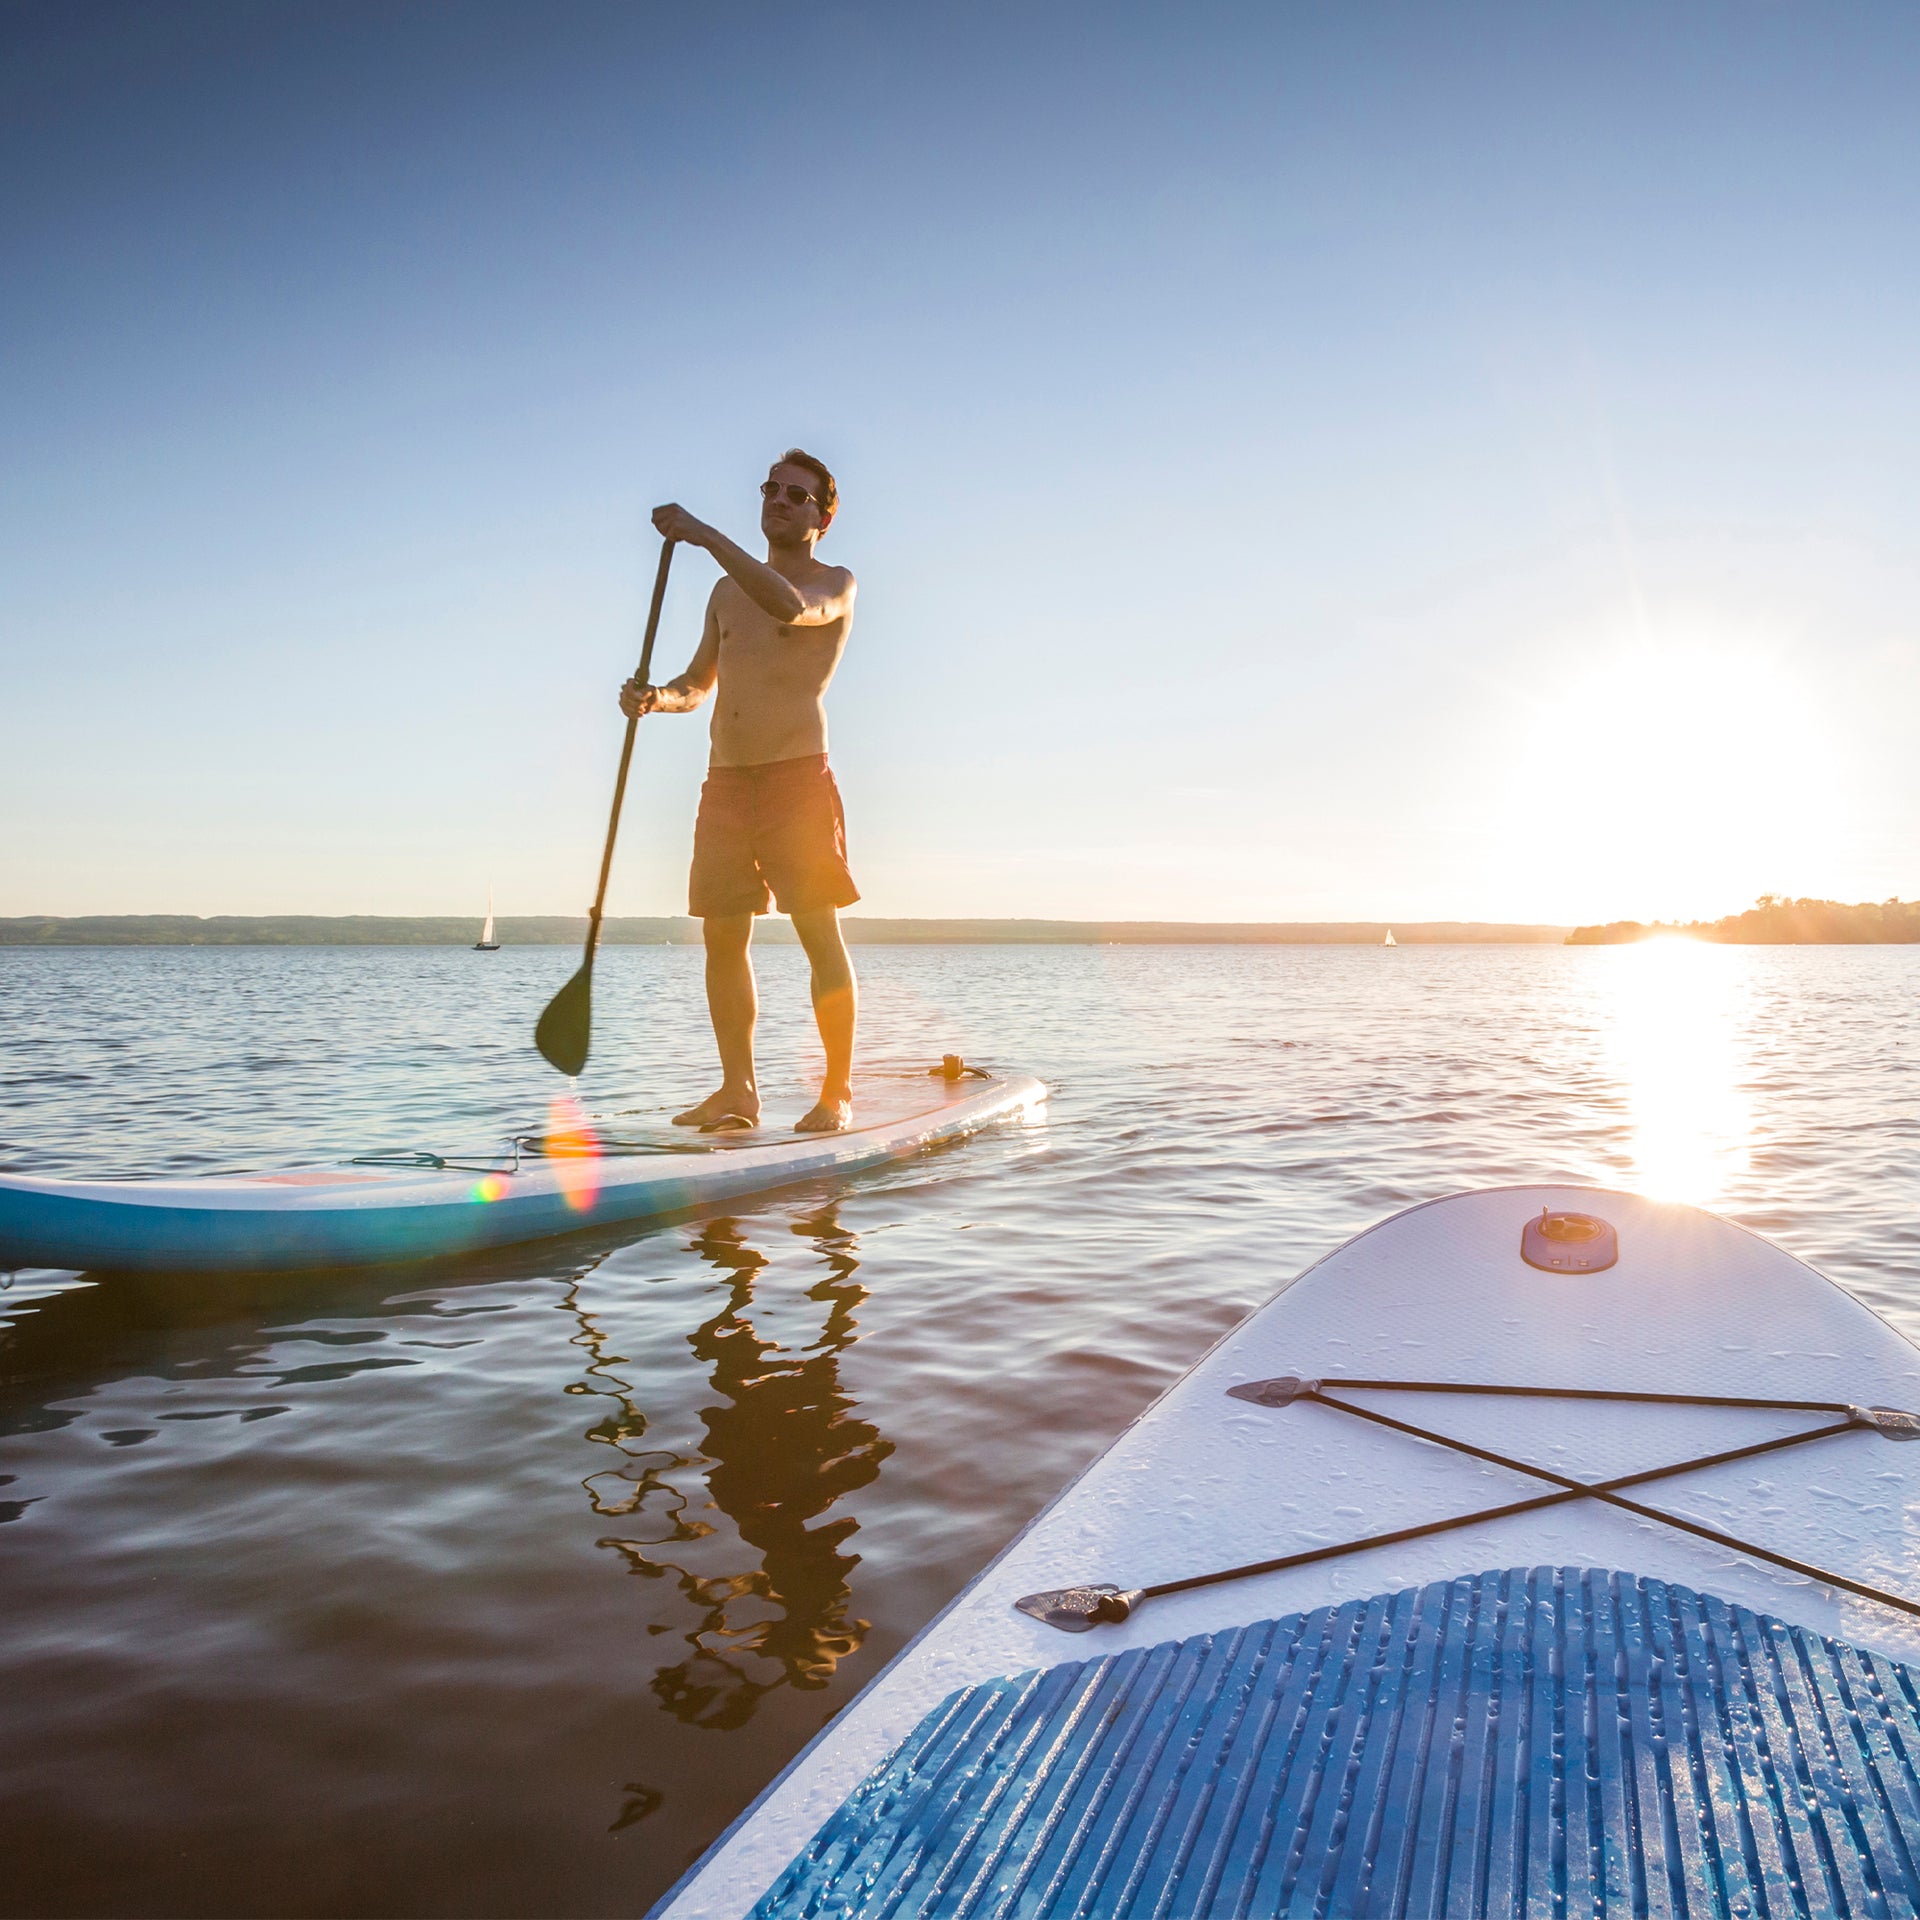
619, 451, 860, 1133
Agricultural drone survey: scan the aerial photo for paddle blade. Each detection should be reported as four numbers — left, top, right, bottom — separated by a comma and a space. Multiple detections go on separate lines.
534, 963, 594, 1076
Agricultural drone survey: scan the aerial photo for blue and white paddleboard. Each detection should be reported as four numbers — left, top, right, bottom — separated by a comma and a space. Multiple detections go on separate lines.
0, 1068, 1045, 1276
656, 1186, 1920, 1918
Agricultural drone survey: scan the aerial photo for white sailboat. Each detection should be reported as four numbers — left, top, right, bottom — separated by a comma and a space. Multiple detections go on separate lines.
1383, 928, 1397, 946
474, 885, 500, 951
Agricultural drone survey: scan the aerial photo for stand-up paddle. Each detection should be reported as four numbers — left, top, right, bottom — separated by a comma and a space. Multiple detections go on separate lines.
534, 536, 676, 1076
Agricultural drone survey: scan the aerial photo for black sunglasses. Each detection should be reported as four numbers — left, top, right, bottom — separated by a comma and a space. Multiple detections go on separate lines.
760, 480, 819, 506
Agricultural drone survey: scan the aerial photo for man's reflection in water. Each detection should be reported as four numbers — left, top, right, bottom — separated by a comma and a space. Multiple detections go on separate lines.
598, 1205, 892, 1731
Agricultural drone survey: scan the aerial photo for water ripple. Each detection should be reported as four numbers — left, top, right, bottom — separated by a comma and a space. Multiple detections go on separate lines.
0, 941, 1915, 1914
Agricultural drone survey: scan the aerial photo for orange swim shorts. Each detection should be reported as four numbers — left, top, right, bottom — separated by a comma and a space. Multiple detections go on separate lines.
688, 753, 860, 919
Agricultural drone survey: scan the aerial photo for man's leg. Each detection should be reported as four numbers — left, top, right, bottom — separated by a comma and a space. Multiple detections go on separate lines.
790, 906, 856, 1132
672, 914, 761, 1127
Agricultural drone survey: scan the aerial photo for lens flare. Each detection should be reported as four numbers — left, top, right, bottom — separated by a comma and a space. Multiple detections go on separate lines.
545, 1093, 603, 1212
470, 1174, 509, 1204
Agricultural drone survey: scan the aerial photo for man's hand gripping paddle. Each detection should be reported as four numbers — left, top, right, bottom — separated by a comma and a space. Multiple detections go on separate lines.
534, 537, 676, 1077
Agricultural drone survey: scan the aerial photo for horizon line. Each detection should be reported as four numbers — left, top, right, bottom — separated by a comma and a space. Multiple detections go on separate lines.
0, 912, 1567, 947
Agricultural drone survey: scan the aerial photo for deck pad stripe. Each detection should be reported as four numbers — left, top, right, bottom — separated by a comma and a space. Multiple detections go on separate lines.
751, 1568, 1920, 1918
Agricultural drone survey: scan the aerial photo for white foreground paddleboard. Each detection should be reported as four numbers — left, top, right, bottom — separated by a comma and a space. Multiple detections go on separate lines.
657, 1185, 1920, 1918
0, 1067, 1044, 1276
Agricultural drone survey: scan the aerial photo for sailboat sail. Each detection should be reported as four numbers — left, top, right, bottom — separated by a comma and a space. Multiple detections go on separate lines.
476, 886, 499, 950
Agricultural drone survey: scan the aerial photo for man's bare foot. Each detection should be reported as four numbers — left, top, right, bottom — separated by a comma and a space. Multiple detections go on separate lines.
794, 1093, 853, 1134
672, 1088, 760, 1128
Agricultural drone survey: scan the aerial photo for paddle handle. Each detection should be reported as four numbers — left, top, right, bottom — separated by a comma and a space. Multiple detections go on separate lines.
632, 534, 676, 686
583, 537, 676, 962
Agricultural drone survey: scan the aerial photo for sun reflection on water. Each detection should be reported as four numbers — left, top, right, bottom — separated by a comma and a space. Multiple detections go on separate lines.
1603, 938, 1753, 1206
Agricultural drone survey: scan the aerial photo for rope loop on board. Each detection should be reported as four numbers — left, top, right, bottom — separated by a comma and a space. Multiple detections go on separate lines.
347, 1109, 767, 1180
1015, 1374, 1920, 1633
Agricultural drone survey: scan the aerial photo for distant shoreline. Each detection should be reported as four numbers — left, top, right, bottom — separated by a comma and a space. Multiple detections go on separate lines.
1568, 897, 1919, 946
8, 901, 1912, 946
1, 915, 1567, 947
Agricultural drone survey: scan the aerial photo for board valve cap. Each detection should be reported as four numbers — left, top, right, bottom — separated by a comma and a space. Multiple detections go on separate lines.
1521, 1207, 1619, 1274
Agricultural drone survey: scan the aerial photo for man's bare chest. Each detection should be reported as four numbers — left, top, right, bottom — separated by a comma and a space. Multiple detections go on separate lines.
716, 609, 849, 677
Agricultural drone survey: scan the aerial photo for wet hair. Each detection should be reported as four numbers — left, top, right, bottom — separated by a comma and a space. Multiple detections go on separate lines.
776, 447, 838, 525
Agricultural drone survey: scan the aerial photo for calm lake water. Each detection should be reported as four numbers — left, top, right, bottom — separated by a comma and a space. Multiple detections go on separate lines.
3, 941, 1917, 1916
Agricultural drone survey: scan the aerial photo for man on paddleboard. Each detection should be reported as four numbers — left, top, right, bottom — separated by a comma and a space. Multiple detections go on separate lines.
619, 451, 859, 1133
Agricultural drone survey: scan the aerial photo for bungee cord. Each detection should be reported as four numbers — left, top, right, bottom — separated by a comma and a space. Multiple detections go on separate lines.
1016, 1375, 1920, 1632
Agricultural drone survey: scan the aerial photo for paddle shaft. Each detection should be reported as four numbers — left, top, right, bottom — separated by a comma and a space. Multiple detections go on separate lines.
582, 538, 676, 966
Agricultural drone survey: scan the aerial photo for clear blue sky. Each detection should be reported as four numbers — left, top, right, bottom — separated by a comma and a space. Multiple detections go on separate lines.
4, 0, 1916, 925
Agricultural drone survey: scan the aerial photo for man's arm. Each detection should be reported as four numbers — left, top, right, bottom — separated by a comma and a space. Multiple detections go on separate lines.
619, 592, 719, 717
652, 503, 854, 627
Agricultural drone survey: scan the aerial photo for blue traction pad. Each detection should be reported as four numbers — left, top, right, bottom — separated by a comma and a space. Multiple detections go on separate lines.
750, 1567, 1920, 1917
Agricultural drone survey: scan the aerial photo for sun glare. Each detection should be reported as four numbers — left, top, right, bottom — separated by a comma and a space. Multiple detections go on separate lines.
1601, 936, 1752, 1205
1500, 641, 1843, 924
